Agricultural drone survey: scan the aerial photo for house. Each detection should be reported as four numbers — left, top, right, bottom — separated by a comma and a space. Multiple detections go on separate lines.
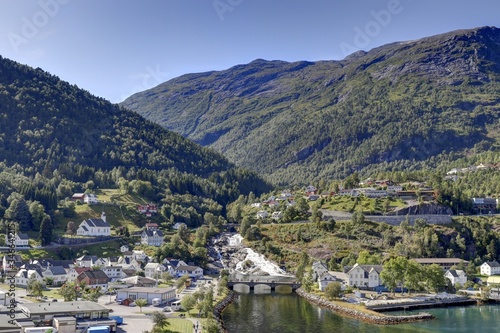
487, 275, 500, 286
66, 267, 91, 282
141, 229, 164, 247
271, 211, 283, 220
101, 265, 125, 281
71, 193, 85, 202
386, 185, 403, 193
445, 269, 467, 286
472, 198, 498, 214
120, 245, 130, 253
344, 263, 383, 288
175, 265, 203, 278
116, 286, 176, 305
84, 193, 98, 204
75, 255, 99, 268
2, 254, 24, 273
250, 202, 262, 208
31, 259, 74, 270
144, 262, 165, 279
318, 272, 345, 291
172, 222, 186, 230
10, 233, 29, 247
15, 268, 44, 287
311, 261, 329, 281
42, 266, 68, 286
76, 270, 109, 291
480, 261, 500, 276
132, 250, 147, 262
76, 212, 111, 236
256, 210, 269, 219
138, 203, 158, 217
414, 258, 469, 271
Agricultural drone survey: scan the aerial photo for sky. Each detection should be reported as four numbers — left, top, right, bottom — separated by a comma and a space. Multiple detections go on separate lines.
0, 0, 499, 103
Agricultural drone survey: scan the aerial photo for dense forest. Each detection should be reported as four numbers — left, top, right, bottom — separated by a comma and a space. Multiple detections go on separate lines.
122, 26, 500, 186
0, 55, 272, 238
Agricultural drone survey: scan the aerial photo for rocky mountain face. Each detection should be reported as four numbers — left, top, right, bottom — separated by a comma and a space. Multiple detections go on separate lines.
122, 27, 500, 185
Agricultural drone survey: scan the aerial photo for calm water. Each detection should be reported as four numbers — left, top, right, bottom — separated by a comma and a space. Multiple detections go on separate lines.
222, 292, 500, 333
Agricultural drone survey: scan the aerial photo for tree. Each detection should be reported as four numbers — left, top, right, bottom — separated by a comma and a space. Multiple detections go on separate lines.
81, 287, 102, 302
5, 196, 32, 231
324, 282, 342, 300
424, 264, 447, 293
181, 294, 196, 313
204, 318, 220, 333
59, 281, 79, 301
405, 260, 424, 294
39, 215, 52, 246
30, 281, 44, 299
66, 221, 77, 236
302, 271, 314, 292
29, 201, 45, 231
150, 311, 169, 332
380, 256, 408, 295
176, 274, 190, 291
135, 298, 148, 313
199, 286, 214, 318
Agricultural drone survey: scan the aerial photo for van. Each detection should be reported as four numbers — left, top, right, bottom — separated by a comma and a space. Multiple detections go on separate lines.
152, 298, 161, 306
171, 300, 182, 311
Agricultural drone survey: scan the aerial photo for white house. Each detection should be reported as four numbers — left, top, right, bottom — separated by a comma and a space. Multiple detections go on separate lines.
271, 211, 283, 220
144, 263, 165, 279
344, 263, 383, 288
317, 272, 346, 291
256, 210, 268, 219
42, 266, 67, 286
101, 265, 125, 282
132, 250, 147, 262
66, 267, 91, 282
480, 261, 500, 276
76, 212, 111, 236
120, 245, 130, 253
175, 265, 203, 278
445, 269, 467, 286
15, 268, 44, 287
141, 229, 164, 247
84, 193, 99, 204
75, 255, 99, 268
13, 233, 29, 247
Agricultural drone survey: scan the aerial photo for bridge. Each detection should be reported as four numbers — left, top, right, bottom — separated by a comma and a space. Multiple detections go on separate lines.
227, 276, 301, 292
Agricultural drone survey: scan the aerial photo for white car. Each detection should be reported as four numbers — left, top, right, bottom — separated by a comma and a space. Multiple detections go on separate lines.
129, 302, 136, 307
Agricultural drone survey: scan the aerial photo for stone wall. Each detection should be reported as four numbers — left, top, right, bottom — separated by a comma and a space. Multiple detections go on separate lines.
365, 214, 452, 226
213, 290, 237, 333
295, 288, 435, 325
54, 235, 115, 245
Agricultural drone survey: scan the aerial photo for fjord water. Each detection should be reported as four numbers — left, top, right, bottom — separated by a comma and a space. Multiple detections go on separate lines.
222, 292, 500, 333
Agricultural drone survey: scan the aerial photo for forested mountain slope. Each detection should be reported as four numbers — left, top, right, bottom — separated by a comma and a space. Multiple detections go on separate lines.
122, 26, 500, 186
0, 55, 271, 220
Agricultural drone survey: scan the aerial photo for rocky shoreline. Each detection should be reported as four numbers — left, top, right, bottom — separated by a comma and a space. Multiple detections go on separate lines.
295, 288, 435, 325
213, 290, 237, 333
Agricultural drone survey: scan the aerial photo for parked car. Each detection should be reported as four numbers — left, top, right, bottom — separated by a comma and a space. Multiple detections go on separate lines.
129, 302, 136, 307
162, 307, 171, 312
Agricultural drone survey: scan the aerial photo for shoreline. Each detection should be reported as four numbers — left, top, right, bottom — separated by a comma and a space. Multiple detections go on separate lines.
213, 290, 237, 333
295, 288, 436, 325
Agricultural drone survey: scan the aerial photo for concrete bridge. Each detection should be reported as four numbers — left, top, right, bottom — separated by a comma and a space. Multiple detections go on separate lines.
227, 277, 301, 292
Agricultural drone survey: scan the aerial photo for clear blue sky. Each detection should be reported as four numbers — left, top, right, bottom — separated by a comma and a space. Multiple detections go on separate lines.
0, 0, 498, 103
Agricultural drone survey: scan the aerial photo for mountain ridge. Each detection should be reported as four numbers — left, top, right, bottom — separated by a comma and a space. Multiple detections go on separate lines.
122, 26, 500, 185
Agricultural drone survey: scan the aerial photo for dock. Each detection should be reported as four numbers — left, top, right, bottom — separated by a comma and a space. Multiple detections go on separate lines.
365, 296, 477, 312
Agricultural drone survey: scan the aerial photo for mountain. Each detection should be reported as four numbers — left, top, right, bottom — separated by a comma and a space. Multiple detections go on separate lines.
0, 55, 271, 211
122, 26, 500, 185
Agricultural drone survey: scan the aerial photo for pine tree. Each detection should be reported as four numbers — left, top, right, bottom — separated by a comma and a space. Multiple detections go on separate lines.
39, 215, 52, 246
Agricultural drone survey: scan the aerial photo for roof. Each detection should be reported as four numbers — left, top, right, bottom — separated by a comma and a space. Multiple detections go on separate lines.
483, 261, 500, 268
176, 265, 202, 272
143, 229, 164, 237
78, 270, 109, 281
20, 301, 109, 315
119, 286, 176, 294
83, 218, 110, 228
45, 266, 67, 275
17, 233, 29, 240
120, 276, 156, 285
344, 264, 383, 274
446, 269, 466, 277
77, 255, 98, 262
